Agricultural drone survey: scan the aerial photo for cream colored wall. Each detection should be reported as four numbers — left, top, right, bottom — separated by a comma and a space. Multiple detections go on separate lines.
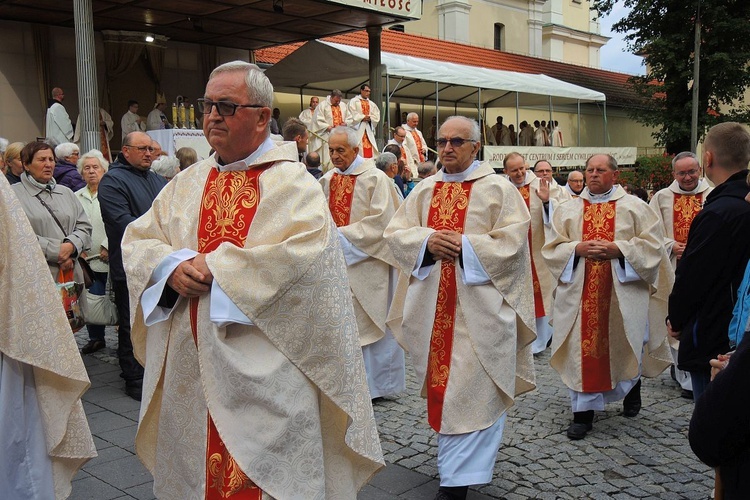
561, 0, 592, 33
0, 22, 50, 143
404, 0, 530, 54
563, 40, 590, 66
402, 1, 440, 39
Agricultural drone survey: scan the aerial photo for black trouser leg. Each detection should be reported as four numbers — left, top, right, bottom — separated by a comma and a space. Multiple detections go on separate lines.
436, 486, 469, 500
573, 410, 594, 425
112, 278, 144, 385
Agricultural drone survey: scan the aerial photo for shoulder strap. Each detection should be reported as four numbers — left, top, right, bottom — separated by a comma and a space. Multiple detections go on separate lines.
35, 193, 68, 238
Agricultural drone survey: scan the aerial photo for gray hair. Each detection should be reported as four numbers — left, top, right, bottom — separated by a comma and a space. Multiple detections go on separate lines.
77, 149, 109, 174
0, 137, 8, 154
672, 151, 700, 169
150, 156, 181, 179
418, 161, 436, 176
330, 126, 358, 148
209, 61, 273, 108
55, 142, 79, 160
406, 112, 419, 121
567, 170, 583, 180
440, 116, 481, 142
585, 153, 618, 171
331, 89, 343, 98
375, 152, 398, 171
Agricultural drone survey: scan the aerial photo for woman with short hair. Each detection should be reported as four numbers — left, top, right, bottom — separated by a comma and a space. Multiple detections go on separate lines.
11, 141, 92, 284
76, 149, 111, 354
4, 142, 25, 185
53, 142, 85, 191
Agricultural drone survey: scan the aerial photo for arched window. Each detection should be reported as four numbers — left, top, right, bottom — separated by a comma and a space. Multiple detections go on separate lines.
494, 23, 505, 51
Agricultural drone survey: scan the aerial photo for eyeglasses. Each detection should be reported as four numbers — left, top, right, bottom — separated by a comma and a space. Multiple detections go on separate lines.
125, 145, 155, 153
675, 169, 700, 178
437, 137, 473, 148
197, 99, 264, 116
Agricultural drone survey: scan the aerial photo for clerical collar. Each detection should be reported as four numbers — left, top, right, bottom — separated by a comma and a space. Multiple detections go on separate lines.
587, 186, 615, 203
214, 137, 275, 172
443, 160, 480, 182
335, 155, 364, 175
675, 179, 703, 195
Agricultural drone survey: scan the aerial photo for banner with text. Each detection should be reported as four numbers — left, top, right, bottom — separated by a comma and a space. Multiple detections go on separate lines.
484, 146, 638, 169
325, 0, 422, 20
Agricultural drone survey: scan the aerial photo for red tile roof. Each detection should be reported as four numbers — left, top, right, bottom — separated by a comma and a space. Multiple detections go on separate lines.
255, 30, 641, 107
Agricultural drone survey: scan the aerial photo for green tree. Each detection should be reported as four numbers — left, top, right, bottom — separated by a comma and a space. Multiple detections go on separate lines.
592, 0, 750, 153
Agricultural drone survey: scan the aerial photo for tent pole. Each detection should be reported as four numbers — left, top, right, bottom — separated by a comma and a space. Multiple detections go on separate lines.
548, 95, 553, 132
385, 72, 391, 137
299, 88, 303, 113
515, 92, 519, 138
367, 26, 383, 147
577, 100, 581, 146
435, 81, 439, 129
603, 101, 608, 146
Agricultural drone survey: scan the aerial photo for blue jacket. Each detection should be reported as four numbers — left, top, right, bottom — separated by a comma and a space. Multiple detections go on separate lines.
98, 153, 167, 282
54, 160, 86, 191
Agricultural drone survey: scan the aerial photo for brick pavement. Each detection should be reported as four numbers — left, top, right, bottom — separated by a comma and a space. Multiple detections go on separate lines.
70, 326, 713, 499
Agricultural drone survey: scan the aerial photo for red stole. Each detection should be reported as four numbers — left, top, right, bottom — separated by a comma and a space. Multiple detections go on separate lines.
426, 180, 474, 432
672, 193, 703, 244
517, 185, 546, 318
189, 165, 272, 500
580, 199, 616, 392
409, 128, 425, 163
331, 104, 344, 127
360, 100, 374, 158
329, 172, 357, 227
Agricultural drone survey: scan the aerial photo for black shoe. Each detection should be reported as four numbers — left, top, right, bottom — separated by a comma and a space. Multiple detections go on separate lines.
623, 379, 642, 417
434, 486, 468, 500
81, 339, 106, 354
566, 422, 592, 440
670, 365, 677, 382
125, 385, 142, 401
681, 389, 694, 400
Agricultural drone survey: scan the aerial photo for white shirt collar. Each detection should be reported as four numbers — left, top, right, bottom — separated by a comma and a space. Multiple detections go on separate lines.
587, 186, 616, 203
335, 155, 364, 175
442, 160, 480, 182
214, 137, 276, 172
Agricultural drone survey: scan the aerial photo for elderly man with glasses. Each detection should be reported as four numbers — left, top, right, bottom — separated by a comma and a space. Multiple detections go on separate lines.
120, 62, 383, 499
650, 151, 713, 399
98, 131, 167, 401
385, 116, 536, 500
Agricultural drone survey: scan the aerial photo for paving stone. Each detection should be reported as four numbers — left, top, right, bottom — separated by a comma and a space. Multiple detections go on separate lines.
70, 475, 125, 500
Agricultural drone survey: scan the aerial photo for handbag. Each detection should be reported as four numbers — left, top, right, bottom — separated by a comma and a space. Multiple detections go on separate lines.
57, 268, 86, 332
35, 193, 93, 287
83, 275, 119, 326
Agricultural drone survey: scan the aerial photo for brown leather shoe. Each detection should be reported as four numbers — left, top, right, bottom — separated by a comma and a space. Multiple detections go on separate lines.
81, 339, 106, 354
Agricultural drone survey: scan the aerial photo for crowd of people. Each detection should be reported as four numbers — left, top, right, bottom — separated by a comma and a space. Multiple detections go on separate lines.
1, 62, 749, 500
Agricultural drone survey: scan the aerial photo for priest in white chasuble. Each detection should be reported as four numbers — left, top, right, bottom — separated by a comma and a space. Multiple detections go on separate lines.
649, 151, 713, 397
346, 84, 380, 159
0, 175, 96, 500
385, 116, 536, 500
319, 126, 406, 399
312, 89, 349, 170
542, 154, 673, 441
503, 155, 571, 355
121, 62, 383, 500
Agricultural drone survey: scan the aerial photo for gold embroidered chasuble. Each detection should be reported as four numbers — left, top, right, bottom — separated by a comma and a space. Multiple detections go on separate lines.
517, 172, 571, 318
542, 186, 674, 392
649, 179, 712, 269
312, 97, 350, 168
346, 96, 381, 159
122, 144, 383, 500
385, 162, 536, 434
320, 160, 401, 347
0, 176, 96, 499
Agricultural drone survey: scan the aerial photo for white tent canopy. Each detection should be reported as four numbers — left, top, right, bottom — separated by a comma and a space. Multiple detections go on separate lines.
265, 40, 606, 107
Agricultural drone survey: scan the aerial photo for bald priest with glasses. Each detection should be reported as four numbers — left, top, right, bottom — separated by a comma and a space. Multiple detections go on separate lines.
121, 62, 383, 499
385, 116, 536, 500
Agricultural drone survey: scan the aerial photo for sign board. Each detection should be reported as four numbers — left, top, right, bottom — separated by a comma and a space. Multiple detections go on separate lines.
325, 0, 422, 20
484, 146, 638, 169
